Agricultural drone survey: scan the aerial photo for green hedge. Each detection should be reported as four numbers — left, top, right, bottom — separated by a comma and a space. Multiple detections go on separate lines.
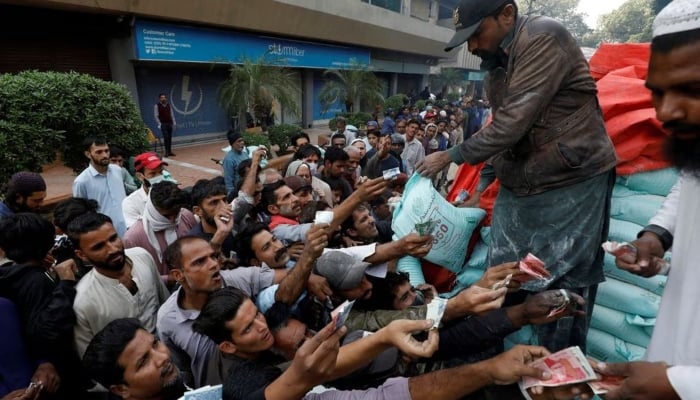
328, 112, 373, 131
267, 124, 303, 150
0, 71, 149, 182
383, 94, 407, 112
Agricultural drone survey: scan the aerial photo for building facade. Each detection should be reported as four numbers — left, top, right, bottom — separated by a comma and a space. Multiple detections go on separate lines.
0, 0, 480, 144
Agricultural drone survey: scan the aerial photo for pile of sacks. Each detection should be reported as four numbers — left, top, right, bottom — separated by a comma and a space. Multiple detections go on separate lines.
587, 167, 676, 363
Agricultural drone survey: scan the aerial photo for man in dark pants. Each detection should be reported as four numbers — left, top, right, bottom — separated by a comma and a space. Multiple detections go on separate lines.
154, 93, 177, 157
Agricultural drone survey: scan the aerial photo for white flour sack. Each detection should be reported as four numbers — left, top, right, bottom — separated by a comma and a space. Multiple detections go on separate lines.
392, 174, 485, 273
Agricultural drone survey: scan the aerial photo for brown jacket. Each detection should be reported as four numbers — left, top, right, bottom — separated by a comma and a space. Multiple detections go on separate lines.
449, 16, 616, 196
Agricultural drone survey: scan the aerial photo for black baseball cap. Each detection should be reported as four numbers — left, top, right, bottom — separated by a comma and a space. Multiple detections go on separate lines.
444, 0, 509, 52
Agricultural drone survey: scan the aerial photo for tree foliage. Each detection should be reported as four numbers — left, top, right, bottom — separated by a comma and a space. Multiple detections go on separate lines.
318, 59, 384, 113
0, 70, 148, 181
518, 0, 592, 43
430, 68, 465, 99
219, 58, 300, 130
596, 0, 654, 43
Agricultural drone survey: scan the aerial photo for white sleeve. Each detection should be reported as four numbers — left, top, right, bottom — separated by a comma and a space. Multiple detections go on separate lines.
667, 365, 700, 399
648, 175, 682, 236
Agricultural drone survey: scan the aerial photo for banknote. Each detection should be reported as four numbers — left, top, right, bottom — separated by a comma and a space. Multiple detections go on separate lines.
331, 300, 355, 331
514, 253, 551, 283
520, 346, 597, 389
425, 297, 448, 329
588, 373, 625, 394
601, 241, 671, 270
415, 220, 439, 236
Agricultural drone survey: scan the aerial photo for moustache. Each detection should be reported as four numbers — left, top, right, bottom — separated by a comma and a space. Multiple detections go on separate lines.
662, 121, 700, 136
275, 248, 288, 262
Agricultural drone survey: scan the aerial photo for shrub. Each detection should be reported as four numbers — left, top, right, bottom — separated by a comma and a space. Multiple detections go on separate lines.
0, 70, 149, 180
383, 94, 407, 112
414, 100, 427, 111
328, 112, 374, 131
241, 131, 271, 149
267, 124, 303, 151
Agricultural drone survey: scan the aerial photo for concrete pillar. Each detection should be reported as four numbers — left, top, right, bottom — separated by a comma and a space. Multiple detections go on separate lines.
391, 73, 399, 96
302, 70, 315, 128
107, 37, 140, 110
402, 0, 412, 16
429, 0, 439, 24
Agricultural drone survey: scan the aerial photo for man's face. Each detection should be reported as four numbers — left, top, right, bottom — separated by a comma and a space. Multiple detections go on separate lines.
250, 229, 289, 269
406, 123, 419, 141
390, 142, 404, 154
415, 130, 425, 140
352, 141, 366, 158
159, 95, 167, 104
16, 191, 46, 212
175, 239, 223, 293
395, 122, 407, 134
272, 318, 313, 361
302, 154, 319, 166
294, 137, 309, 148
110, 155, 124, 167
138, 165, 164, 183
195, 193, 229, 227
114, 329, 181, 399
294, 188, 314, 209
438, 122, 447, 132
75, 223, 126, 272
466, 8, 513, 59
327, 161, 346, 178
272, 185, 301, 218
338, 275, 373, 301
367, 134, 379, 149
232, 138, 246, 152
345, 152, 360, 174
332, 137, 346, 149
337, 121, 346, 132
426, 125, 438, 137
224, 299, 275, 358
350, 208, 378, 240
647, 40, 700, 175
393, 281, 417, 310
295, 165, 312, 183
155, 205, 181, 223
86, 144, 110, 168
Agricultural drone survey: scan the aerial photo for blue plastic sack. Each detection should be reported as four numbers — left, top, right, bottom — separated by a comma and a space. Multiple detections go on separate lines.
607, 218, 644, 244
392, 174, 485, 273
616, 168, 679, 197
587, 328, 646, 363
611, 194, 666, 227
602, 254, 667, 296
590, 305, 651, 347
597, 277, 661, 318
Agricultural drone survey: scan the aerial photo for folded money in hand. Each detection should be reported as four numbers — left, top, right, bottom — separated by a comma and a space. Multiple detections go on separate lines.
513, 253, 551, 283
425, 297, 448, 330
520, 346, 596, 390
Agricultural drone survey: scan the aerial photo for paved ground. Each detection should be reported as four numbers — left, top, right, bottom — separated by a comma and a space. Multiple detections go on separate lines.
40, 126, 458, 208
39, 127, 332, 207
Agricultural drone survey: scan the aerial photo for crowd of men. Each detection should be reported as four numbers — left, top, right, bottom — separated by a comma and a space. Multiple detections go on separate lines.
0, 0, 699, 399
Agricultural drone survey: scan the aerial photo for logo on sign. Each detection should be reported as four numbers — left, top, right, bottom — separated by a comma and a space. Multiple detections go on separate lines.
170, 75, 203, 116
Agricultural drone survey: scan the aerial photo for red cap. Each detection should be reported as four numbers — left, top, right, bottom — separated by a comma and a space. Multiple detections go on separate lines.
134, 152, 167, 172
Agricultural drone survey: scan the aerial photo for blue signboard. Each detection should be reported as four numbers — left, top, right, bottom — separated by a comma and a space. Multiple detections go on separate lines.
312, 79, 345, 121
134, 20, 370, 69
136, 67, 230, 137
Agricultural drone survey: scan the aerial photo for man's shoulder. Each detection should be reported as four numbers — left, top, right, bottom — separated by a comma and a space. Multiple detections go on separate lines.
157, 290, 183, 329
126, 247, 158, 269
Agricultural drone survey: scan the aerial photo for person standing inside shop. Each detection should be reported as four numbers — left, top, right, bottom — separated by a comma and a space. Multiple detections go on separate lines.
154, 93, 177, 157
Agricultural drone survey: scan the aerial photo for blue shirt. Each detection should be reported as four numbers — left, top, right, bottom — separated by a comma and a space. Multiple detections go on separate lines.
72, 164, 127, 236
223, 149, 250, 196
381, 116, 395, 135
0, 202, 14, 220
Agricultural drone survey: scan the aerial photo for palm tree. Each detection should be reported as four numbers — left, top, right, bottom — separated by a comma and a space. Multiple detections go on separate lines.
219, 57, 300, 130
318, 59, 384, 114
430, 68, 465, 100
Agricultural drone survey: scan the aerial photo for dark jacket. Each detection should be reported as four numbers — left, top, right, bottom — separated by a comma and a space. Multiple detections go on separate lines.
449, 16, 616, 196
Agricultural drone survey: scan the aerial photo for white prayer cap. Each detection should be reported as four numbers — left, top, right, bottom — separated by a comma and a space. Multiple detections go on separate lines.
653, 0, 700, 38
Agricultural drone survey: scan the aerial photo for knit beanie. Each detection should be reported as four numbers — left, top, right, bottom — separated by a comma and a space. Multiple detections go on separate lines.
9, 172, 46, 195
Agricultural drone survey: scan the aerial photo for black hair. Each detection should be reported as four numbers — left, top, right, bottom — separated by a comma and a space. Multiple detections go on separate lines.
364, 271, 411, 310
162, 235, 207, 271
233, 222, 269, 266
366, 130, 381, 139
66, 212, 113, 248
260, 180, 286, 212
0, 213, 55, 264
330, 133, 346, 143
295, 144, 322, 161
227, 129, 243, 146
192, 287, 249, 344
237, 159, 253, 179
651, 28, 700, 54
53, 197, 100, 232
324, 146, 349, 164
82, 318, 142, 389
158, 93, 166, 97
190, 178, 227, 208
265, 301, 293, 333
407, 118, 421, 127
149, 181, 190, 211
108, 145, 125, 158
290, 132, 310, 147
82, 136, 108, 152
223, 359, 281, 400
492, 0, 518, 19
